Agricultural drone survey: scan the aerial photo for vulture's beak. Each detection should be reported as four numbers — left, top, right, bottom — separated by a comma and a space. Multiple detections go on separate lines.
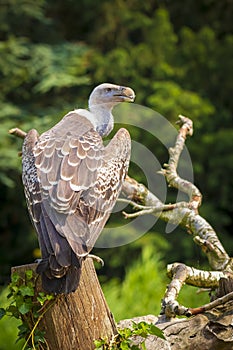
114, 86, 135, 102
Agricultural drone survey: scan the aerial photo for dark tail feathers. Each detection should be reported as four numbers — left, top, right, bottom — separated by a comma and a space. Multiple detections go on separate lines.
36, 262, 82, 294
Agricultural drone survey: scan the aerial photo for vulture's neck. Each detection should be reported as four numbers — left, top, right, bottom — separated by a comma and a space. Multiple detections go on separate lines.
89, 103, 114, 137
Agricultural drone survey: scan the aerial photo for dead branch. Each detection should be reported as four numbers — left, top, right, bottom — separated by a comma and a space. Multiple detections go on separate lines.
161, 263, 228, 318
9, 127, 27, 139
159, 115, 202, 211
121, 115, 233, 318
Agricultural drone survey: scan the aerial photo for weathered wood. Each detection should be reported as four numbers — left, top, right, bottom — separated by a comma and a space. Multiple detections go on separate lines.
118, 302, 233, 350
12, 258, 117, 350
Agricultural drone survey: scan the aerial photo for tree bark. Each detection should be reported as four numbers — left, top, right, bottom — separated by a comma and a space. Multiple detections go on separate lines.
12, 258, 117, 350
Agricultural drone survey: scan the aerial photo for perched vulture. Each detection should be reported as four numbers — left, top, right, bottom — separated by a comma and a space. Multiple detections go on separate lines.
22, 83, 135, 294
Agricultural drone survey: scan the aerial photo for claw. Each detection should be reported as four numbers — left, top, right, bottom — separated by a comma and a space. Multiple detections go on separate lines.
87, 254, 104, 267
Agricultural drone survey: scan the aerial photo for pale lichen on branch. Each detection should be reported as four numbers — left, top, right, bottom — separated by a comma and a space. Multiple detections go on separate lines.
121, 115, 233, 319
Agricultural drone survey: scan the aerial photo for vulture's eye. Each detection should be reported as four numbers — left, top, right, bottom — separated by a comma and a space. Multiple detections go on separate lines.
105, 88, 112, 93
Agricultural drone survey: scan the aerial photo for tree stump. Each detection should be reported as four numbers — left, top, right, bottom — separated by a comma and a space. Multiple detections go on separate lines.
12, 258, 117, 350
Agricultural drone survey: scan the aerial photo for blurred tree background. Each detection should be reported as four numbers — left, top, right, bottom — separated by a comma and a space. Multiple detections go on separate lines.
0, 0, 232, 347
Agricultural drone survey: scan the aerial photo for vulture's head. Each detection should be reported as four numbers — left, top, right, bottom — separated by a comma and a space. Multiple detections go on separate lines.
89, 83, 135, 109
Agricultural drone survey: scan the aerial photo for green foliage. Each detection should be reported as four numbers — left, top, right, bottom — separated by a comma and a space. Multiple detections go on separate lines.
178, 284, 209, 310
102, 244, 168, 321
0, 288, 23, 350
30, 43, 90, 94
0, 270, 55, 350
178, 26, 233, 111
0, 35, 91, 178
0, 0, 48, 34
102, 241, 209, 323
91, 8, 178, 102
94, 321, 165, 350
147, 80, 215, 123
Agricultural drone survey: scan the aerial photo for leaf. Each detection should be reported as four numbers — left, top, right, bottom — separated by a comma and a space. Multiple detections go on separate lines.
18, 301, 32, 314
93, 339, 104, 347
11, 285, 19, 294
141, 342, 146, 350
19, 285, 34, 297
147, 324, 165, 340
25, 270, 33, 280
18, 323, 29, 338
37, 292, 54, 305
7, 305, 19, 318
131, 321, 166, 342
93, 338, 107, 349
11, 272, 20, 284
119, 327, 132, 339
34, 334, 46, 343
120, 340, 130, 350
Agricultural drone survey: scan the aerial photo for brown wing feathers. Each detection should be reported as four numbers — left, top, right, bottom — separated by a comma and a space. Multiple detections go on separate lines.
22, 111, 131, 293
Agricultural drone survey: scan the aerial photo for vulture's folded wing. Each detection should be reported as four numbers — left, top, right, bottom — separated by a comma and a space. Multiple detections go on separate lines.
33, 112, 131, 258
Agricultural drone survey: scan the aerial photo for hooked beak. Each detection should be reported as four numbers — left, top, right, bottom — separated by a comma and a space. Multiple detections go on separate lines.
114, 86, 136, 102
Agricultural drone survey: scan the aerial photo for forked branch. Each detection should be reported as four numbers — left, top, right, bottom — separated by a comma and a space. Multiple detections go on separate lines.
121, 115, 233, 318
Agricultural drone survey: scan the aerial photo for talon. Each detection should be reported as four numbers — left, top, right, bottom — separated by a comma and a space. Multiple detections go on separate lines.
87, 254, 104, 267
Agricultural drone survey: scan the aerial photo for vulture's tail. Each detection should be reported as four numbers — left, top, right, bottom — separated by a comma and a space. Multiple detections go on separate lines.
35, 211, 83, 294
37, 260, 82, 294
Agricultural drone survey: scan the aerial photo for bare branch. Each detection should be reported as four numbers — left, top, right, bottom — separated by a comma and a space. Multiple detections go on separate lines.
121, 115, 232, 318
122, 208, 156, 219
160, 262, 228, 318
163, 115, 202, 211
189, 291, 233, 316
119, 197, 191, 219
117, 198, 156, 210
122, 116, 230, 273
9, 128, 27, 139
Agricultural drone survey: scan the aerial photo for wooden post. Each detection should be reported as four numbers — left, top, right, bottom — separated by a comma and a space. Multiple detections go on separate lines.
12, 258, 117, 350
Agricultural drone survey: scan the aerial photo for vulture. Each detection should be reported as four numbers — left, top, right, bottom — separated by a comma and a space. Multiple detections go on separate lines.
22, 83, 135, 294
